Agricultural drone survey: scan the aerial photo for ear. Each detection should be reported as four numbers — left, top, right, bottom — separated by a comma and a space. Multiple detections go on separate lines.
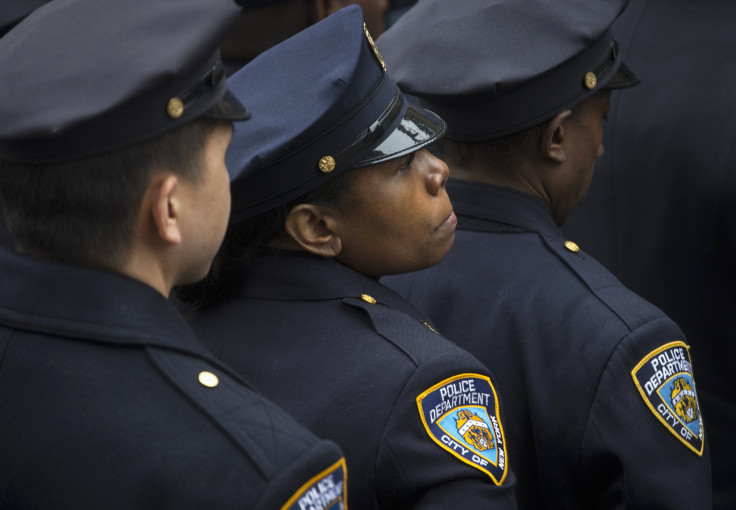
149, 174, 183, 246
540, 109, 573, 164
284, 203, 342, 257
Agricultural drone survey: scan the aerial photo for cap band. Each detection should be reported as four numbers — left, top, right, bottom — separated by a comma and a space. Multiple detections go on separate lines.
335, 86, 403, 168
229, 76, 403, 221
421, 30, 629, 141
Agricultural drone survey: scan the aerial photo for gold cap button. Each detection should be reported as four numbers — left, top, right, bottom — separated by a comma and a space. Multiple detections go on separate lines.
584, 72, 597, 90
318, 155, 336, 173
198, 371, 219, 388
166, 97, 184, 119
360, 293, 377, 304
564, 240, 580, 253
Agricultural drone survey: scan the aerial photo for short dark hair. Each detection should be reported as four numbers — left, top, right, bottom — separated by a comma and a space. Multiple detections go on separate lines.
0, 118, 218, 270
176, 167, 358, 309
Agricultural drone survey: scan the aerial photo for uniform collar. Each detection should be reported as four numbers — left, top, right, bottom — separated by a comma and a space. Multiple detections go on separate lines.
0, 247, 207, 354
237, 251, 427, 319
447, 178, 563, 238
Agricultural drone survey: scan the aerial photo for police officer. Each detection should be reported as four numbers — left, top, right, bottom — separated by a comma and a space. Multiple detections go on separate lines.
379, 0, 712, 508
0, 0, 346, 507
561, 2, 736, 507
181, 6, 517, 508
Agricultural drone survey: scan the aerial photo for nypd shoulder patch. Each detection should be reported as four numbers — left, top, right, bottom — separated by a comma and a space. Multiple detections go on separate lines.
631, 341, 704, 456
281, 458, 347, 510
416, 373, 508, 484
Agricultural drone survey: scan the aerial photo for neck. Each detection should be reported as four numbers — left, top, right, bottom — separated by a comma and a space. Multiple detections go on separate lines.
120, 247, 172, 297
449, 155, 552, 208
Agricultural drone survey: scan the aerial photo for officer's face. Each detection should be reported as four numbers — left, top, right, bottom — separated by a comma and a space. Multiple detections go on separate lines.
331, 148, 456, 277
554, 89, 611, 225
176, 121, 233, 285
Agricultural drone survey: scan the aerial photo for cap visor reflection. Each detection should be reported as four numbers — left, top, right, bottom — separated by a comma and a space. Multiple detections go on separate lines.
204, 89, 251, 121
354, 104, 446, 167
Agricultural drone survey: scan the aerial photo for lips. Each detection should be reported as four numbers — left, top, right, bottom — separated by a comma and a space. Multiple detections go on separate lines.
438, 210, 457, 230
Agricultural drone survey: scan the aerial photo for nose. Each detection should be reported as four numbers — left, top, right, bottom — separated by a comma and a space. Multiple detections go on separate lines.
423, 149, 449, 196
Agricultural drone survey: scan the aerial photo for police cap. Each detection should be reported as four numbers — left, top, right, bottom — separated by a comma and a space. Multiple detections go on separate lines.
226, 5, 446, 222
0, 0, 50, 38
0, 0, 249, 164
378, 0, 639, 141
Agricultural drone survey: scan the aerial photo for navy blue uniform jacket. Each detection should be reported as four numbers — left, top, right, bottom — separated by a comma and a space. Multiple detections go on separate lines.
384, 179, 712, 509
0, 247, 346, 509
562, 1, 736, 506
188, 251, 518, 509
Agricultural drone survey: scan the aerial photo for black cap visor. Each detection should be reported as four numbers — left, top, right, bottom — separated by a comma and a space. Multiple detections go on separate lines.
353, 103, 446, 167
204, 87, 251, 121
604, 61, 639, 89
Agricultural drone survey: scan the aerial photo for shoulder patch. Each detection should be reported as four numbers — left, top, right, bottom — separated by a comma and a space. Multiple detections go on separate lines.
416, 373, 508, 484
631, 341, 704, 456
281, 458, 348, 510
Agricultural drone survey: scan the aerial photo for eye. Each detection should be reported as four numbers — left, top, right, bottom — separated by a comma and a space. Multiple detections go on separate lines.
398, 152, 415, 171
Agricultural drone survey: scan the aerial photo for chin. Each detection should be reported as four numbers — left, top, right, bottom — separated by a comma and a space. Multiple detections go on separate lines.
390, 242, 455, 276
177, 263, 213, 288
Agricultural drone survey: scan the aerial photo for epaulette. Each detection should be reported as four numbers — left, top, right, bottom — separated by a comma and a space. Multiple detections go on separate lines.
342, 295, 456, 367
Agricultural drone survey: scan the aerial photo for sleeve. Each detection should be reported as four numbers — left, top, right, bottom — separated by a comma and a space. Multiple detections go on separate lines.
375, 351, 518, 509
258, 446, 349, 510
148, 346, 349, 510
582, 316, 712, 509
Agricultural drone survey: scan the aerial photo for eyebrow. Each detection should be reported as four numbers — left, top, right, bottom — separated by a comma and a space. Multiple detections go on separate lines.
402, 152, 416, 167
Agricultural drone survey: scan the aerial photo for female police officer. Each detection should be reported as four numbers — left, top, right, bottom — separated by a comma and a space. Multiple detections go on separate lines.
379, 0, 712, 508
180, 6, 517, 509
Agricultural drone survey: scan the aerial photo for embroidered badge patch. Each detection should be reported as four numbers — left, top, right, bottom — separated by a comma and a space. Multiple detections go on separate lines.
632, 341, 704, 456
417, 373, 508, 484
281, 458, 347, 510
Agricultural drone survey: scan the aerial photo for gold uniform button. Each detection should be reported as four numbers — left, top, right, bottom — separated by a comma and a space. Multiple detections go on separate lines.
198, 371, 219, 388
318, 155, 336, 173
166, 97, 184, 119
564, 240, 580, 253
584, 72, 597, 90
360, 293, 377, 304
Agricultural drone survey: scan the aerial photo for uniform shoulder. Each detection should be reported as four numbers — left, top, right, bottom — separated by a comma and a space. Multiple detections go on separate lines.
147, 346, 345, 480
541, 236, 672, 331
342, 294, 473, 367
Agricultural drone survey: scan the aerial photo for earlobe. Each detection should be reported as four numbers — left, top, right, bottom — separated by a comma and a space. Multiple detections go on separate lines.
284, 203, 342, 257
541, 109, 572, 164
151, 175, 182, 245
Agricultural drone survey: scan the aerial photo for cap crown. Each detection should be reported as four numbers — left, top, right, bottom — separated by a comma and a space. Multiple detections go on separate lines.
0, 0, 243, 163
378, 0, 637, 140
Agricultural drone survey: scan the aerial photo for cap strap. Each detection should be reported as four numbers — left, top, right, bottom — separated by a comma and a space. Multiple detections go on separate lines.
167, 61, 226, 119
331, 85, 403, 169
